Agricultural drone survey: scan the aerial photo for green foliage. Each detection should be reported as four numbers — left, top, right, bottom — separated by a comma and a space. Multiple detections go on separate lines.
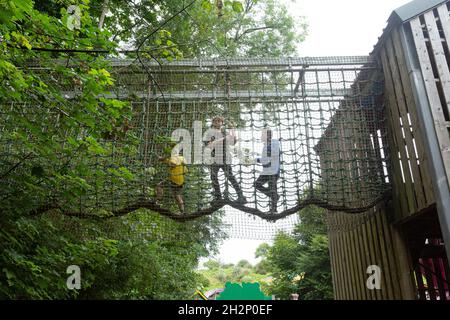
198, 259, 271, 294
295, 234, 333, 300
0, 0, 134, 216
0, 0, 306, 300
236, 259, 252, 269
254, 260, 270, 275
255, 243, 270, 258
0, 210, 227, 299
264, 206, 333, 300
204, 259, 221, 270
0, 215, 120, 299
109, 0, 307, 58
294, 204, 329, 245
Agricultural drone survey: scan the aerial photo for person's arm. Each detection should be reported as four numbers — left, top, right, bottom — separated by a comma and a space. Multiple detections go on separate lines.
225, 130, 237, 146
204, 129, 224, 148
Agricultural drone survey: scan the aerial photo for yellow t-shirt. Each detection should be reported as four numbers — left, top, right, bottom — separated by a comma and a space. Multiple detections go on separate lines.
165, 155, 187, 186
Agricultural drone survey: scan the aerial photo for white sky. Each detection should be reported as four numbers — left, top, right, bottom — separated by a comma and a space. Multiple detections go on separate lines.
205, 0, 412, 267
293, 0, 411, 56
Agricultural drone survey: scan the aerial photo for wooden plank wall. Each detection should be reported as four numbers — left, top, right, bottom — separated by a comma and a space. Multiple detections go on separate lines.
327, 207, 415, 299
379, 26, 436, 221
324, 2, 450, 300
409, 2, 450, 193
319, 89, 417, 299
316, 65, 416, 299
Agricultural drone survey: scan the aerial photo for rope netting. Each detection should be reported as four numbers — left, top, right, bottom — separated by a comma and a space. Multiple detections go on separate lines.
0, 56, 390, 239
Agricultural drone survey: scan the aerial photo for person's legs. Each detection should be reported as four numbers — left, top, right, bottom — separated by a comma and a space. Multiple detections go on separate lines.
255, 174, 271, 196
255, 174, 279, 212
171, 183, 185, 213
174, 194, 185, 213
210, 164, 221, 199
268, 175, 279, 211
223, 165, 246, 203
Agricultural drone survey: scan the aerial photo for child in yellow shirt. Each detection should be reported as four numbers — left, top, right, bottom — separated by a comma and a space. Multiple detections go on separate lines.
155, 151, 187, 214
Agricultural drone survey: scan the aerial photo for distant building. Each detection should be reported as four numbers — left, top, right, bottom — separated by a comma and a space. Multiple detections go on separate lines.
205, 288, 224, 300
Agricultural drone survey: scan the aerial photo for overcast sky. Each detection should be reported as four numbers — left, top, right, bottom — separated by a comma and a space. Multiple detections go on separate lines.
293, 0, 411, 56
206, 0, 412, 266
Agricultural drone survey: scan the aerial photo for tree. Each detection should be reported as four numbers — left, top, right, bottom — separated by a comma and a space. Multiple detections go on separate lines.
0, 0, 307, 299
204, 259, 221, 270
161, 0, 307, 58
81, 0, 307, 58
236, 259, 252, 269
255, 243, 270, 259
264, 206, 333, 300
295, 234, 333, 300
0, 0, 227, 299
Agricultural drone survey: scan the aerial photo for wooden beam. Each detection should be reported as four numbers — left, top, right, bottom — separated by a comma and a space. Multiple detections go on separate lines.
391, 28, 436, 207
411, 16, 450, 189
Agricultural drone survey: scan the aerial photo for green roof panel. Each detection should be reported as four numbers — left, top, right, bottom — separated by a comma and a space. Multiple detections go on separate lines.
394, 0, 447, 22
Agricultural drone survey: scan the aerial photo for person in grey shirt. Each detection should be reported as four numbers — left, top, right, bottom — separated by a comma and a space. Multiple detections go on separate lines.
255, 128, 280, 212
204, 116, 247, 204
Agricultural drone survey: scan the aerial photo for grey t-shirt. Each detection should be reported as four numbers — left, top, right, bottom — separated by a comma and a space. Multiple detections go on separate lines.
203, 128, 236, 165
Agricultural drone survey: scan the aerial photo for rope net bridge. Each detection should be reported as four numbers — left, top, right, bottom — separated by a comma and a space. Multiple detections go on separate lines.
1, 57, 390, 238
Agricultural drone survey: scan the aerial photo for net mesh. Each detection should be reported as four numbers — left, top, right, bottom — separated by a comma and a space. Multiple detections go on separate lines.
0, 57, 390, 239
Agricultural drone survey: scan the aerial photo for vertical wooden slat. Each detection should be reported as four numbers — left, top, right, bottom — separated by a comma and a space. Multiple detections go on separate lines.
333, 215, 345, 300
346, 215, 361, 299
334, 214, 347, 299
371, 211, 391, 299
353, 214, 368, 300
358, 215, 371, 299
339, 215, 350, 300
381, 49, 415, 218
391, 28, 436, 207
326, 214, 338, 299
380, 49, 411, 218
335, 230, 346, 300
344, 217, 356, 300
360, 213, 376, 300
425, 10, 450, 109
437, 4, 450, 45
425, 9, 450, 176
411, 16, 450, 188
379, 210, 404, 299
374, 208, 395, 299
340, 215, 351, 300
381, 208, 402, 299
342, 213, 356, 300
364, 211, 382, 299
328, 213, 342, 299
385, 36, 426, 210
350, 215, 362, 299
387, 220, 417, 299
